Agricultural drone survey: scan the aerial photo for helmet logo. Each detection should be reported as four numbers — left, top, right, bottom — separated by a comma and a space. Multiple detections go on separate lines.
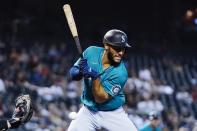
121, 35, 126, 43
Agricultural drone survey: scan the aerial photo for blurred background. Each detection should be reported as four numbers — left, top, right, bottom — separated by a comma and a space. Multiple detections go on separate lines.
0, 0, 197, 130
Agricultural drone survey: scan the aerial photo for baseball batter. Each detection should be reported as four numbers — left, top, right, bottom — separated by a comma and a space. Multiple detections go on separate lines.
68, 29, 138, 131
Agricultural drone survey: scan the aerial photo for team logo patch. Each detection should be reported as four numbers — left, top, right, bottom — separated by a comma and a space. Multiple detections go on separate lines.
112, 85, 121, 95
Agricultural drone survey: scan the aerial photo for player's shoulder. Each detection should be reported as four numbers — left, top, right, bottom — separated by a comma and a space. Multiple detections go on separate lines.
85, 46, 104, 52
83, 45, 103, 58
119, 61, 128, 73
83, 46, 104, 56
111, 62, 128, 79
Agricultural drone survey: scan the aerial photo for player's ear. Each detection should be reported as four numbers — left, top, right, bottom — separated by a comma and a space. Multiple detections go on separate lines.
104, 44, 109, 50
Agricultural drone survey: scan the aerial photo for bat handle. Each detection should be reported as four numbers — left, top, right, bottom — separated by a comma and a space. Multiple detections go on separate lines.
73, 36, 83, 58
80, 54, 83, 58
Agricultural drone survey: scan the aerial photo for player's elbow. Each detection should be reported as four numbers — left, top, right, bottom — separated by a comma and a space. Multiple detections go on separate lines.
69, 66, 83, 81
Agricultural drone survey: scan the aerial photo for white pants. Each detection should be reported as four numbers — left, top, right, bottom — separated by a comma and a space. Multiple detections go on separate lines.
67, 106, 138, 131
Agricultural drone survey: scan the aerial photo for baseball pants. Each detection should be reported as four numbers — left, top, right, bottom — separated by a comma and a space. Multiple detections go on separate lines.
67, 105, 138, 131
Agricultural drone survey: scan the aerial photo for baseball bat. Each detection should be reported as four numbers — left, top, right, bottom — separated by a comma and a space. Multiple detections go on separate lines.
63, 4, 83, 55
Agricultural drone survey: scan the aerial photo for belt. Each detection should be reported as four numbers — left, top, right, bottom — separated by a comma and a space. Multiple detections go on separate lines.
84, 104, 120, 112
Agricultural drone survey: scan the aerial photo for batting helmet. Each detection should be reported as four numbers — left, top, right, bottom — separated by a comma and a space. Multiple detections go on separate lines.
103, 29, 131, 48
148, 111, 159, 120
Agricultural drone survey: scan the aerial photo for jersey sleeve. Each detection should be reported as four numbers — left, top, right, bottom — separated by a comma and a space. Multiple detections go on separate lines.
100, 73, 127, 97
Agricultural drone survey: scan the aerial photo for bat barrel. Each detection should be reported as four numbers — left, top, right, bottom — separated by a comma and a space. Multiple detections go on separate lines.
63, 4, 83, 56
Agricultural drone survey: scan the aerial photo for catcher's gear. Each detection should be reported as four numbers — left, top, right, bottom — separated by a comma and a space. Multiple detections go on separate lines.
103, 29, 131, 48
9, 118, 21, 129
0, 120, 10, 130
9, 94, 33, 129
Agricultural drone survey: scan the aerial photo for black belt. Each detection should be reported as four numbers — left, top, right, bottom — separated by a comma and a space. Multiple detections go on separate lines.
84, 104, 119, 112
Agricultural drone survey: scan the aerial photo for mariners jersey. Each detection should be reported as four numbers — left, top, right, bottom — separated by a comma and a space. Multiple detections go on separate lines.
74, 46, 128, 111
139, 123, 161, 131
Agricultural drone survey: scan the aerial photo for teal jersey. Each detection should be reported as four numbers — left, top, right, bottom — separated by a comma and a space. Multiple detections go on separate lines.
74, 46, 128, 111
139, 124, 161, 131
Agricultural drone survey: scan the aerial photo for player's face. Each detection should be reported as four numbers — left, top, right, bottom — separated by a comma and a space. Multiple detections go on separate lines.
151, 119, 160, 127
108, 45, 125, 63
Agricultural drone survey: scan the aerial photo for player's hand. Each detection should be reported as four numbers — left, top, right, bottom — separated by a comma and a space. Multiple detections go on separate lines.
69, 66, 83, 80
9, 105, 25, 128
9, 117, 21, 129
79, 58, 98, 79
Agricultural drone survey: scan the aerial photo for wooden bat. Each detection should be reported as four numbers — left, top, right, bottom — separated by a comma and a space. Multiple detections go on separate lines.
63, 4, 83, 55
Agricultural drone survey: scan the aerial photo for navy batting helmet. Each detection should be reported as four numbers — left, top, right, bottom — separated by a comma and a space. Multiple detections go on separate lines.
103, 29, 131, 48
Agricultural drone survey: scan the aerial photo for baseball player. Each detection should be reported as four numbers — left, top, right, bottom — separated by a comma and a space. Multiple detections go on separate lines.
139, 111, 161, 131
68, 29, 138, 131
0, 95, 33, 130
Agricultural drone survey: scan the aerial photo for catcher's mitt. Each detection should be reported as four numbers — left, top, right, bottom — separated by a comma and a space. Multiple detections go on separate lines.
12, 94, 33, 124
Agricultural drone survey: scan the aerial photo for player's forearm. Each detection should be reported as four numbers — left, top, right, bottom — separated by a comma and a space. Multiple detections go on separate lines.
92, 78, 111, 103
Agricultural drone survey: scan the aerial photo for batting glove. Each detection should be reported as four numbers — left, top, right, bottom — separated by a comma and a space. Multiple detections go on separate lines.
79, 58, 99, 80
69, 66, 83, 80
